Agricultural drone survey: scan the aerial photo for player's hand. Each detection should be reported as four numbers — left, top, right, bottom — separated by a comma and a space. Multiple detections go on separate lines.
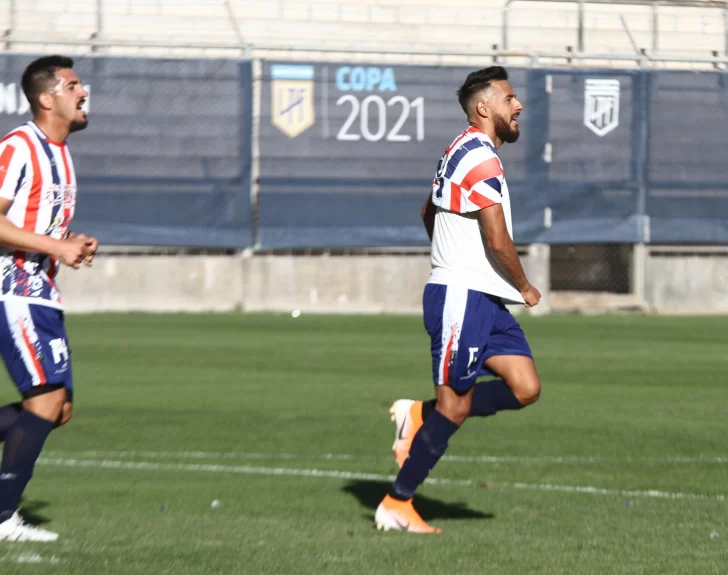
67, 233, 99, 267
82, 235, 98, 267
55, 236, 89, 270
520, 283, 541, 308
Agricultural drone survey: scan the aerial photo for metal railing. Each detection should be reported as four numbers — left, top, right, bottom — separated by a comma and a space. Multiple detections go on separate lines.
3, 0, 728, 69
7, 35, 728, 70
503, 0, 728, 54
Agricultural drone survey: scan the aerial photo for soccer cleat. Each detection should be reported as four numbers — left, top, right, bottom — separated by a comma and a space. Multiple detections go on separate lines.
0, 511, 58, 542
389, 399, 423, 468
375, 495, 441, 534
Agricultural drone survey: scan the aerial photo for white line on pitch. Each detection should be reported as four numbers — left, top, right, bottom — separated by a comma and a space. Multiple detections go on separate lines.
43, 450, 728, 465
37, 457, 726, 502
0, 553, 62, 566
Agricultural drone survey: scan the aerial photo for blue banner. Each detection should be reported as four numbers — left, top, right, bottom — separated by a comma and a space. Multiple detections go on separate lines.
2, 53, 727, 248
0, 55, 253, 248
258, 61, 728, 247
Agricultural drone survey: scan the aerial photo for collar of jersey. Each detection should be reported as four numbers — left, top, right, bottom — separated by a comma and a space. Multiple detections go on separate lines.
27, 121, 66, 147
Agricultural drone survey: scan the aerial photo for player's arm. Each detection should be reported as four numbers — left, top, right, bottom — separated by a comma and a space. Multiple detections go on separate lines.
0, 199, 88, 269
420, 193, 436, 241
0, 139, 90, 268
477, 204, 541, 307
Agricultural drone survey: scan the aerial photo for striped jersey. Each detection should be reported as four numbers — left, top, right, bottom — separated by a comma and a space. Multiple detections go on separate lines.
0, 121, 77, 309
428, 126, 524, 304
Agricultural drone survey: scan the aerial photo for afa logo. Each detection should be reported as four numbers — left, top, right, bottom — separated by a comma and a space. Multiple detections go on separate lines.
584, 79, 620, 137
271, 65, 315, 138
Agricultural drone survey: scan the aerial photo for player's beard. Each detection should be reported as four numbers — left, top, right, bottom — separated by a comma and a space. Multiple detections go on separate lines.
493, 112, 519, 144
70, 117, 88, 133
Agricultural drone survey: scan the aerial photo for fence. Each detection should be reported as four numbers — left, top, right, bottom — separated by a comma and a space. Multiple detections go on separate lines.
5, 0, 728, 65
0, 53, 727, 296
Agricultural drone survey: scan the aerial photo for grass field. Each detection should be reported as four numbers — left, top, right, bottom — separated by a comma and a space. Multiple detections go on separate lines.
0, 313, 726, 574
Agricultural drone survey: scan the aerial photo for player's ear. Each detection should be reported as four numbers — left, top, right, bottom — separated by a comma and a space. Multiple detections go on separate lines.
475, 98, 489, 119
37, 92, 54, 111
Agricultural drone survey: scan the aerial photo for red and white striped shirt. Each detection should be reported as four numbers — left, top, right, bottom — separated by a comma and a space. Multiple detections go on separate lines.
0, 121, 77, 309
428, 127, 524, 303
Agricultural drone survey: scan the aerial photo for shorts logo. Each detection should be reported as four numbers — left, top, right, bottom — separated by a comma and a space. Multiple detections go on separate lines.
49, 338, 69, 365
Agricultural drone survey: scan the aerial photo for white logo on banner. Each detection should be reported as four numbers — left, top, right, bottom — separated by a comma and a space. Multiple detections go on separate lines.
584, 79, 620, 137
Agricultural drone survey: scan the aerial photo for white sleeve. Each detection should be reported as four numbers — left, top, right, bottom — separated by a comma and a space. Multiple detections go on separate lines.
0, 136, 29, 202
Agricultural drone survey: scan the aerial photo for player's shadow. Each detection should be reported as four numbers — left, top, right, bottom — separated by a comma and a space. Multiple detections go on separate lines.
18, 498, 52, 526
343, 480, 494, 521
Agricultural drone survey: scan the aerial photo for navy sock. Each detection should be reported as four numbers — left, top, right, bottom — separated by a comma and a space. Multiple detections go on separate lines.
422, 400, 435, 420
390, 410, 459, 501
421, 380, 523, 420
470, 379, 524, 416
0, 410, 55, 523
0, 403, 22, 443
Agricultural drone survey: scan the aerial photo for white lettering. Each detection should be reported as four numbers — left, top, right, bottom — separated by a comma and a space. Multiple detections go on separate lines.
49, 338, 69, 365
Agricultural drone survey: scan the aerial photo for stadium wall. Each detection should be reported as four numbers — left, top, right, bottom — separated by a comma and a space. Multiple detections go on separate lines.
56, 248, 728, 315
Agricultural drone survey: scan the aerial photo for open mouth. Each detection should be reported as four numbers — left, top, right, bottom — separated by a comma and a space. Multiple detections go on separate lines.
511, 113, 520, 125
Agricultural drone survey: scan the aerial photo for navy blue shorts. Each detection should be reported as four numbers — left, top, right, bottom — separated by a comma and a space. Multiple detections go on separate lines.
0, 301, 73, 397
423, 283, 533, 393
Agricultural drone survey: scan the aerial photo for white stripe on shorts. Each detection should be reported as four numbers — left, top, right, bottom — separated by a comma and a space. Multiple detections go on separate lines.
4, 299, 45, 386
437, 285, 469, 385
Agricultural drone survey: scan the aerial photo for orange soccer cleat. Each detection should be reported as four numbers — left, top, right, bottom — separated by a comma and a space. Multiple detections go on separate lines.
375, 495, 442, 534
389, 399, 424, 468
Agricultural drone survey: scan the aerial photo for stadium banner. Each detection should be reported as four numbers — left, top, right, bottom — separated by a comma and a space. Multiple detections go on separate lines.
646, 71, 728, 243
0, 54, 253, 248
257, 62, 646, 248
2, 54, 727, 249
259, 62, 728, 248
259, 61, 532, 248
534, 69, 644, 244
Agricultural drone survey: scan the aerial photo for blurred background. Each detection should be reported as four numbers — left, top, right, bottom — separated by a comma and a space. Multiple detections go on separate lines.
1, 0, 727, 315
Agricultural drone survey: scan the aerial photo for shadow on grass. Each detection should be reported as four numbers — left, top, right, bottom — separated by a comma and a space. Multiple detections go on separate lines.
18, 498, 52, 526
343, 480, 493, 521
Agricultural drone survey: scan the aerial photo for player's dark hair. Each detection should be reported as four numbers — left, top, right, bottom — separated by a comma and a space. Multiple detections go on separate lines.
21, 55, 75, 115
457, 66, 509, 114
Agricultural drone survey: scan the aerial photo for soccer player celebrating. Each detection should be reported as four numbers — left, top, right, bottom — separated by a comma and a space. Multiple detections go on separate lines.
376, 67, 542, 533
0, 56, 97, 541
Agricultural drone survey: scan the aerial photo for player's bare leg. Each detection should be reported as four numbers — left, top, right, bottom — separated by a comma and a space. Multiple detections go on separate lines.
483, 355, 541, 405
56, 402, 73, 427
435, 384, 473, 426
0, 387, 67, 542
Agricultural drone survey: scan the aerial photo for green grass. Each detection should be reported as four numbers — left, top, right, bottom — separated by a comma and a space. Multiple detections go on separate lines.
0, 313, 726, 574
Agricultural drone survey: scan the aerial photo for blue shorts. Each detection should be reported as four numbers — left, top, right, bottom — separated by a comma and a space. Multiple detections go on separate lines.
0, 301, 73, 397
423, 283, 533, 393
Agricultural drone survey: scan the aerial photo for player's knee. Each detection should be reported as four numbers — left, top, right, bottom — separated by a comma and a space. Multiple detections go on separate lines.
436, 393, 471, 425
513, 375, 541, 406
23, 385, 68, 423
56, 402, 73, 427
449, 403, 471, 426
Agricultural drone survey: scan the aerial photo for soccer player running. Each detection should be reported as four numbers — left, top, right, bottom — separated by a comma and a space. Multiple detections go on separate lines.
0, 56, 97, 542
375, 67, 542, 533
